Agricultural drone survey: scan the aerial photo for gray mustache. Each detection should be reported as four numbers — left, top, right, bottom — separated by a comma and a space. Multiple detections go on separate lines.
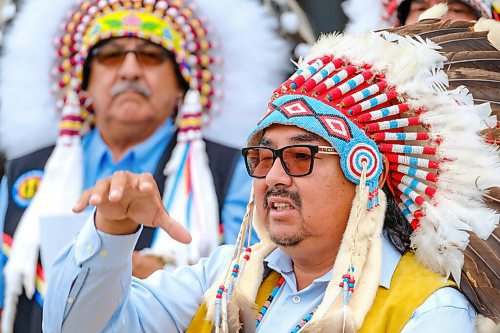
110, 82, 151, 97
264, 188, 302, 211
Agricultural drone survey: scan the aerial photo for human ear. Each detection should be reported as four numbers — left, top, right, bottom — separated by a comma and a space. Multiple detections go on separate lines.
378, 155, 389, 188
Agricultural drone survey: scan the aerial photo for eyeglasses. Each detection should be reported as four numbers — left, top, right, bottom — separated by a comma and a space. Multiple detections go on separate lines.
91, 44, 171, 66
242, 144, 339, 178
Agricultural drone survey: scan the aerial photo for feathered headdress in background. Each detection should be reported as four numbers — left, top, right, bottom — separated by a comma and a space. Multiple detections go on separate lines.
342, 0, 500, 34
201, 19, 499, 332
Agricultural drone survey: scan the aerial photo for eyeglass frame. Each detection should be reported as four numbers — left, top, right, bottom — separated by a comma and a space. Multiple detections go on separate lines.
241, 144, 339, 178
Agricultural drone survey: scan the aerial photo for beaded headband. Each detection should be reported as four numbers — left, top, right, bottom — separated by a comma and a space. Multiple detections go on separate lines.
81, 10, 185, 67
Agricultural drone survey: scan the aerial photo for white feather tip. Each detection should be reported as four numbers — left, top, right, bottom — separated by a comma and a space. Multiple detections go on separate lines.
474, 18, 500, 50
418, 3, 448, 21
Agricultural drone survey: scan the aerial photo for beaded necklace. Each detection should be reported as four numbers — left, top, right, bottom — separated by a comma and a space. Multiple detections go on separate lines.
255, 275, 318, 332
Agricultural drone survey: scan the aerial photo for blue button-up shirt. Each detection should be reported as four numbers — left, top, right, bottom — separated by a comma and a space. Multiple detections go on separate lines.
43, 218, 476, 333
81, 119, 175, 191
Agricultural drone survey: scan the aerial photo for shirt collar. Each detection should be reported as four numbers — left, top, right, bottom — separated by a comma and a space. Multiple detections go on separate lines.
82, 118, 176, 173
130, 118, 176, 168
263, 233, 402, 288
379, 232, 402, 289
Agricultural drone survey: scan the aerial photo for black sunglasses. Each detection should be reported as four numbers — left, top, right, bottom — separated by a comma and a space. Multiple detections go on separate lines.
242, 144, 339, 178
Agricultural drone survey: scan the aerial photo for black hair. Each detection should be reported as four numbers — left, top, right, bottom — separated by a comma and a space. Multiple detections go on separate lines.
397, 0, 412, 25
80, 38, 190, 93
382, 183, 413, 254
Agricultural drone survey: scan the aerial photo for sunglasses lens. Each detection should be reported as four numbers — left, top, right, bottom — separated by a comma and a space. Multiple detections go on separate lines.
282, 146, 313, 176
94, 48, 126, 66
136, 48, 168, 65
93, 46, 168, 66
244, 147, 274, 178
244, 146, 314, 178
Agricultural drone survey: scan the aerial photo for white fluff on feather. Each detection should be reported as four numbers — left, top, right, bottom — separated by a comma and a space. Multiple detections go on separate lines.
411, 215, 466, 283
305, 32, 446, 88
432, 195, 497, 239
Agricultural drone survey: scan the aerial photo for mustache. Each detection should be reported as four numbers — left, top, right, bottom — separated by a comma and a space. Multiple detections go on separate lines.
264, 188, 302, 211
110, 82, 151, 98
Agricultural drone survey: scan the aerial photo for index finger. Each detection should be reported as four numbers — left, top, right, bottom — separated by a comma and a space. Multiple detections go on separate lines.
155, 210, 192, 244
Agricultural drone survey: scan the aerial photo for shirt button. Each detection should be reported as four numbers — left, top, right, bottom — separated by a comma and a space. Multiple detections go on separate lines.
292, 295, 301, 304
67, 297, 74, 304
86, 245, 93, 254
99, 250, 108, 257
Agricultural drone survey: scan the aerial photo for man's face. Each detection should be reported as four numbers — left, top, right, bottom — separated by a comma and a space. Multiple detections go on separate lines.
253, 124, 356, 249
406, 0, 480, 24
85, 37, 184, 145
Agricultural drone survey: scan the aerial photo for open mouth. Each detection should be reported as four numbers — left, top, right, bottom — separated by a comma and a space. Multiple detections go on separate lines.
267, 197, 296, 211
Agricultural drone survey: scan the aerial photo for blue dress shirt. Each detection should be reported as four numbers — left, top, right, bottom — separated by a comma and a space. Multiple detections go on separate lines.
43, 217, 476, 333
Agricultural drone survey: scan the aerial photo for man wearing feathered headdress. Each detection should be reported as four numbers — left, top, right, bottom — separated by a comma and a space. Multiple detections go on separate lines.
343, 0, 499, 33
0, 0, 314, 332
42, 16, 499, 333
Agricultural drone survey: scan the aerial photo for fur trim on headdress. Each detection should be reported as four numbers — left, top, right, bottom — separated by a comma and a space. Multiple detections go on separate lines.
476, 315, 499, 333
153, 89, 219, 266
